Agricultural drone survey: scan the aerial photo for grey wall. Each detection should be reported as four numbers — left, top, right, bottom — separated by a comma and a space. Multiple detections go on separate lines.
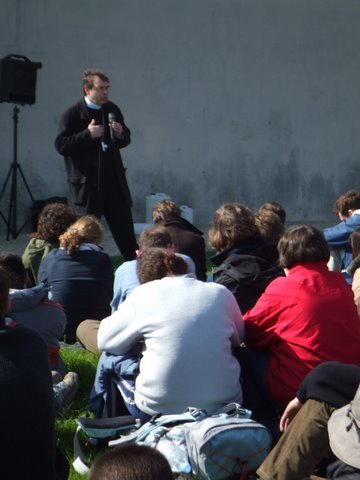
0, 0, 360, 232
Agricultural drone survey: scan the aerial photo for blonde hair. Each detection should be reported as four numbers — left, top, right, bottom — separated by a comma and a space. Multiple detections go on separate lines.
208, 203, 258, 252
59, 215, 103, 254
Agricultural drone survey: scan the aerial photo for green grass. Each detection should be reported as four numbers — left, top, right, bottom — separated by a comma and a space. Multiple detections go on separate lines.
57, 347, 100, 479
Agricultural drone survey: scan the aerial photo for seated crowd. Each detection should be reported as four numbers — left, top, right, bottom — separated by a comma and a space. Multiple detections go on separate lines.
1, 193, 360, 478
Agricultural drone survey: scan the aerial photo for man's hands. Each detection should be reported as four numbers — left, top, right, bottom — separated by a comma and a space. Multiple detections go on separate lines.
88, 118, 123, 139
88, 119, 104, 139
279, 397, 303, 432
110, 120, 123, 139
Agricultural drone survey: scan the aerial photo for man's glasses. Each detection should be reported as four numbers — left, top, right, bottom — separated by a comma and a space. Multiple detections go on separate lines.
92, 85, 110, 92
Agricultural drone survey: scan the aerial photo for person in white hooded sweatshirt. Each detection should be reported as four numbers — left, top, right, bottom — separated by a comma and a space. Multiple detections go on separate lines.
97, 248, 244, 419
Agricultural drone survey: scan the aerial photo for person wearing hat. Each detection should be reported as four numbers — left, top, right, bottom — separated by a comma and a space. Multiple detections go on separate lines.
257, 361, 360, 480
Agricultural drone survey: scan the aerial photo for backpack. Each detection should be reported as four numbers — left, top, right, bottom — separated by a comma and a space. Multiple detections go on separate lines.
185, 415, 271, 479
109, 403, 272, 479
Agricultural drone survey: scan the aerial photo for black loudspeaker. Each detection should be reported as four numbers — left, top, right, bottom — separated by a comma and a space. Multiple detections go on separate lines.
0, 54, 42, 105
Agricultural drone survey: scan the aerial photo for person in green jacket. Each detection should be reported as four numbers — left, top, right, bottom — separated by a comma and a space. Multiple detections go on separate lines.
22, 202, 77, 286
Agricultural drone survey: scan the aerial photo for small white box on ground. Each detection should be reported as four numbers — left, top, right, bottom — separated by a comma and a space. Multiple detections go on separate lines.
180, 205, 194, 223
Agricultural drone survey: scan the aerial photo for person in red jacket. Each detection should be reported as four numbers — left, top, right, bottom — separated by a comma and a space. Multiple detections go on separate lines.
240, 225, 360, 440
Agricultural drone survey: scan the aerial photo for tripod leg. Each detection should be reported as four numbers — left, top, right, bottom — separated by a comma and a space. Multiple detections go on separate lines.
17, 164, 37, 204
0, 165, 13, 201
0, 106, 39, 240
7, 159, 18, 239
0, 164, 16, 238
13, 164, 39, 237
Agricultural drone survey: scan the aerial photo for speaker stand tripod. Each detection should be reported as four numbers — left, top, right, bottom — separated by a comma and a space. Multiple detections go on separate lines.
0, 105, 38, 239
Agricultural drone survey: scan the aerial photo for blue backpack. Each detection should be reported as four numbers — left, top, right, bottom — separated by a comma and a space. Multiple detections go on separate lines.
109, 403, 272, 479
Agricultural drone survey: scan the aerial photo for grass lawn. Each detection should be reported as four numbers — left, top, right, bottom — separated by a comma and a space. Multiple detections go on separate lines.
57, 346, 100, 479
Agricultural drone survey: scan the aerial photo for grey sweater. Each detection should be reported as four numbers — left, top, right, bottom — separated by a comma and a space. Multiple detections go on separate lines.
98, 275, 244, 415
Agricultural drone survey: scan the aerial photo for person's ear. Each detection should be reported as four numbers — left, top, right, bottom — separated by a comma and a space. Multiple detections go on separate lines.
135, 249, 142, 258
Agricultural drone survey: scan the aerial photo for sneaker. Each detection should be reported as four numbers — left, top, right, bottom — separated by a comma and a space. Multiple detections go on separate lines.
53, 371, 79, 414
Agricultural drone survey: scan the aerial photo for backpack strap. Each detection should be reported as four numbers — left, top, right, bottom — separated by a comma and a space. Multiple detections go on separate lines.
109, 408, 207, 447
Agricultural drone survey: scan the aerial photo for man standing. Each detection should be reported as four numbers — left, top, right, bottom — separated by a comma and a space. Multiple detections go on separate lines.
55, 69, 137, 260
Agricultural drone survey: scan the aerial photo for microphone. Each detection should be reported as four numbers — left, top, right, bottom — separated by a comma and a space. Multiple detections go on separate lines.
108, 112, 116, 142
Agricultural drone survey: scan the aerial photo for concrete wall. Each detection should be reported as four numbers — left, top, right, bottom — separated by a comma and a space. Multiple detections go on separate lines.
0, 0, 360, 233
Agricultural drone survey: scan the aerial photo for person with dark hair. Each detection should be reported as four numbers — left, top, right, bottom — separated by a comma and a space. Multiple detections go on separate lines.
257, 201, 287, 225
136, 246, 188, 283
22, 202, 77, 286
55, 68, 138, 261
89, 444, 173, 480
240, 225, 360, 438
39, 215, 114, 344
277, 224, 330, 268
152, 199, 207, 281
209, 203, 283, 314
97, 247, 244, 420
76, 225, 195, 354
324, 190, 360, 273
0, 267, 70, 479
0, 252, 66, 375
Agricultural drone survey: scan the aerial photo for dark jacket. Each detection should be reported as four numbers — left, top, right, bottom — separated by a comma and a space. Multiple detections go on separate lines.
38, 247, 114, 343
0, 324, 57, 479
161, 217, 207, 281
55, 99, 132, 211
211, 236, 284, 314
